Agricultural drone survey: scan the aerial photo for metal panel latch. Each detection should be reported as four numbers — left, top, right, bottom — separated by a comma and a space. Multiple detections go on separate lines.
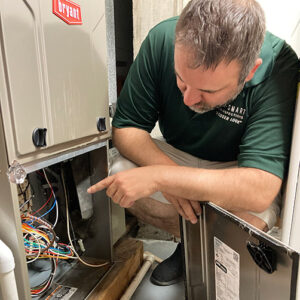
246, 241, 277, 274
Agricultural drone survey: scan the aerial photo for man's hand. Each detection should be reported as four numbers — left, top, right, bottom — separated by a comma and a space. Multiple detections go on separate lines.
87, 167, 159, 208
87, 165, 202, 224
163, 192, 201, 224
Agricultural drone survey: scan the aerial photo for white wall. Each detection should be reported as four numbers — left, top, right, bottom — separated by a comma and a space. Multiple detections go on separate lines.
258, 0, 300, 56
132, 0, 189, 58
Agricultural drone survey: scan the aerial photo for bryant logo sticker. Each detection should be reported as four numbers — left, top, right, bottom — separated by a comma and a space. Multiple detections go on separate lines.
53, 0, 82, 25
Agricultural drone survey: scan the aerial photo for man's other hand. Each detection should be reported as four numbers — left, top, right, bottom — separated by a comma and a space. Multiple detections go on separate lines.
163, 192, 201, 224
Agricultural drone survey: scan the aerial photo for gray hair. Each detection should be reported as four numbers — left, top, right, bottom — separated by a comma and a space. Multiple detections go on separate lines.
175, 0, 266, 83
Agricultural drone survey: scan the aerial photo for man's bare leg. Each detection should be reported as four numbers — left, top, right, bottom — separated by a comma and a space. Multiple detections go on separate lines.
128, 199, 268, 238
232, 211, 269, 232
127, 198, 180, 237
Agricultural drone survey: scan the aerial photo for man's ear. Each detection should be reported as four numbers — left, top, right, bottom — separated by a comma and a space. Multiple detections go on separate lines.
244, 58, 263, 83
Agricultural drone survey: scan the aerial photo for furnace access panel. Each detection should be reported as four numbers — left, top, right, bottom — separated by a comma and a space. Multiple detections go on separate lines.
0, 0, 111, 164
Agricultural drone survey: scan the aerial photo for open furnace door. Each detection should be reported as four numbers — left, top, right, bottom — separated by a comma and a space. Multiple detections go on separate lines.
182, 203, 299, 300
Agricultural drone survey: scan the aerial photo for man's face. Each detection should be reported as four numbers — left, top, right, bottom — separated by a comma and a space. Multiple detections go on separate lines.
174, 45, 244, 114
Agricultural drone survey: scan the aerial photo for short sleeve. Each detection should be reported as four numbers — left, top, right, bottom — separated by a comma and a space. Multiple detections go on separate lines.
112, 30, 162, 133
238, 45, 299, 179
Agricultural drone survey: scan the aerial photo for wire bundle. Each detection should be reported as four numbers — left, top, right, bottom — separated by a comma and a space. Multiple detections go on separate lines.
22, 214, 76, 262
21, 214, 77, 297
20, 169, 65, 297
20, 167, 109, 297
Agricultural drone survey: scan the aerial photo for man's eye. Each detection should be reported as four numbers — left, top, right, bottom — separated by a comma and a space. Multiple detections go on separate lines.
177, 76, 183, 82
200, 90, 216, 94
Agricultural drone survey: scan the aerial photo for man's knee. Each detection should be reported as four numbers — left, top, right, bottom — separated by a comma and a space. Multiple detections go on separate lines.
110, 152, 138, 175
128, 198, 179, 227
130, 198, 176, 219
232, 211, 269, 231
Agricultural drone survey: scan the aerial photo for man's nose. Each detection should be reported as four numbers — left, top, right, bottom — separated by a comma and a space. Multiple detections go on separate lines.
183, 87, 201, 106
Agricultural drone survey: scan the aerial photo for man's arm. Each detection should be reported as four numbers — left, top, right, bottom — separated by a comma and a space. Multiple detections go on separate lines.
88, 164, 281, 213
112, 126, 201, 223
113, 127, 176, 166
156, 165, 282, 212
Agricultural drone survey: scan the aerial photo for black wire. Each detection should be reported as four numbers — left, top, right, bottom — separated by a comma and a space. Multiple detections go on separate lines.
18, 183, 29, 212
18, 182, 30, 197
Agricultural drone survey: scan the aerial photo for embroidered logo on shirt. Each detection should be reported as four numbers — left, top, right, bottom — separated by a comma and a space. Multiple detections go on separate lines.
216, 105, 246, 125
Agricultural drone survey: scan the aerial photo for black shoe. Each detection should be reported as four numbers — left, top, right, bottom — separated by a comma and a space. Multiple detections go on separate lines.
150, 243, 183, 286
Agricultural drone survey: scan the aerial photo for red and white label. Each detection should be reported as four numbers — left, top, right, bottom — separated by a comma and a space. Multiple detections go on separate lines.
53, 0, 82, 25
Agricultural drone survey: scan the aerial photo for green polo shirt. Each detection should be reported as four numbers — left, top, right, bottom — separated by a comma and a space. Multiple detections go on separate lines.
112, 17, 299, 179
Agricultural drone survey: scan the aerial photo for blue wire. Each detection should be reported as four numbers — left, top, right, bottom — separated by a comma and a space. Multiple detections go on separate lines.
24, 222, 35, 227
49, 247, 71, 254
39, 199, 57, 219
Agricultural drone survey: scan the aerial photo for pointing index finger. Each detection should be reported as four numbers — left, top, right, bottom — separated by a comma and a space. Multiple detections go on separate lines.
87, 176, 114, 194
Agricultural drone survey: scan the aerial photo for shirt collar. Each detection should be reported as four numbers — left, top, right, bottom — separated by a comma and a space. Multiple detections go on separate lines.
244, 32, 284, 88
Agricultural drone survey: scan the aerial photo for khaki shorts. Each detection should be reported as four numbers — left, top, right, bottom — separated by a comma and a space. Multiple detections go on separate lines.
110, 137, 281, 230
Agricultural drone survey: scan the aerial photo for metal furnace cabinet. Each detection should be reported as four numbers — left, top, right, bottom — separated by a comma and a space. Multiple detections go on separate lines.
0, 0, 117, 299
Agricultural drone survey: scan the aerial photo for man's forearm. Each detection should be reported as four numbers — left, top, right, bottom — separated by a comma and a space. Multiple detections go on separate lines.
155, 165, 282, 212
112, 127, 176, 166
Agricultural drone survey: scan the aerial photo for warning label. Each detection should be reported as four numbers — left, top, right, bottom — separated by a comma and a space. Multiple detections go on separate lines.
46, 284, 77, 300
214, 237, 240, 300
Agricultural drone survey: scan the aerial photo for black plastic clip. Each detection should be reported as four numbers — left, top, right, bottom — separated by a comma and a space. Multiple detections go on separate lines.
32, 128, 47, 147
246, 241, 277, 274
97, 117, 106, 132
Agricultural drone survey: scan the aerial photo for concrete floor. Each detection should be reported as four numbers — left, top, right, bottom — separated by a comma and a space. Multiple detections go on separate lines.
131, 239, 185, 300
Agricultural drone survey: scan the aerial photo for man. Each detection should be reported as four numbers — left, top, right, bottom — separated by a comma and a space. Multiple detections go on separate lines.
88, 0, 299, 286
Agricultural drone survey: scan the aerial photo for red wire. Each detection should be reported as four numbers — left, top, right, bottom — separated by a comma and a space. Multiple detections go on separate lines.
31, 190, 53, 216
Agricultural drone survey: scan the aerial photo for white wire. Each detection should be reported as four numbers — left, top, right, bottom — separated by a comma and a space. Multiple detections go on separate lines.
48, 249, 78, 259
53, 199, 59, 228
24, 230, 42, 264
19, 196, 33, 210
43, 169, 59, 228
61, 171, 109, 268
